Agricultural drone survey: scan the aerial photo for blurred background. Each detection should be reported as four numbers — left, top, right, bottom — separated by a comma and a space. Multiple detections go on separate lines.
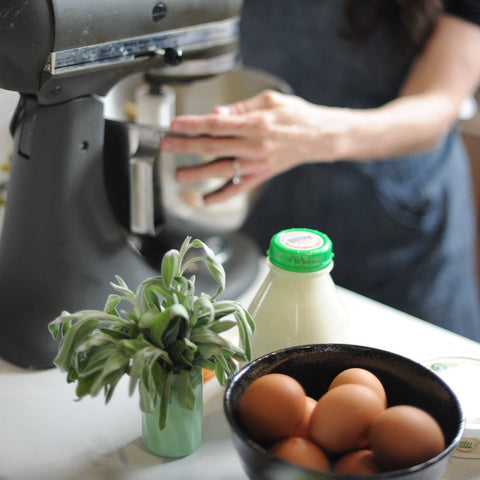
0, 89, 16, 226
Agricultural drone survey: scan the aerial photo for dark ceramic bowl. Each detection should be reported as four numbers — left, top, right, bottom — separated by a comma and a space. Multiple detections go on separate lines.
224, 344, 464, 480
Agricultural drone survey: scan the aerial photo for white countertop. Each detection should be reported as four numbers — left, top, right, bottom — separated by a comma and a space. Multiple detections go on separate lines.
1, 260, 480, 480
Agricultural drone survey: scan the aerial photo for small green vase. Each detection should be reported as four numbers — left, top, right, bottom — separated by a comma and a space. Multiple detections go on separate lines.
141, 367, 203, 458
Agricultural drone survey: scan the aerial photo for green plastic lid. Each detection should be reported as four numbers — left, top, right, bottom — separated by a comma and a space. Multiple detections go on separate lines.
267, 228, 334, 273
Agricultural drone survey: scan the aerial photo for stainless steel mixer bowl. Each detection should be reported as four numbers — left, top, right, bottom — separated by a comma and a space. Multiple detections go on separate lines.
103, 66, 291, 239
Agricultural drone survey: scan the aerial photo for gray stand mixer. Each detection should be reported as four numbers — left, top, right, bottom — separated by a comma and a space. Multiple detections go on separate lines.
0, 0, 269, 369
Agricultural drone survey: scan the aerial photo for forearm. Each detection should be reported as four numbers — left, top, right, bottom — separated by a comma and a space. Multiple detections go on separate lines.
165, 13, 480, 204
331, 14, 480, 162
334, 92, 458, 161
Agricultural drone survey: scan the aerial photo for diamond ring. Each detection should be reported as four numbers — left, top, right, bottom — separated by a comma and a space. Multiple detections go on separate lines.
232, 159, 242, 185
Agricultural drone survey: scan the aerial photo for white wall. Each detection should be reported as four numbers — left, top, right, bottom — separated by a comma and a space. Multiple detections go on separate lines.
0, 89, 19, 228
0, 89, 18, 162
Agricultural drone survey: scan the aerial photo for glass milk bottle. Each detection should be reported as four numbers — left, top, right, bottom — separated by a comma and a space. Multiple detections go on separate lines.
249, 228, 350, 359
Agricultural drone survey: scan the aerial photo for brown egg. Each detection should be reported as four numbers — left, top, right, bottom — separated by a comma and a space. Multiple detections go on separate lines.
238, 373, 306, 442
270, 437, 331, 472
329, 368, 387, 407
309, 383, 385, 453
290, 396, 317, 439
334, 449, 383, 474
369, 405, 446, 470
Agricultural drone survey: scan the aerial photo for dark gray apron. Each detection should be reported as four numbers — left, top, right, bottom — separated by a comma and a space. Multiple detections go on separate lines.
240, 0, 480, 341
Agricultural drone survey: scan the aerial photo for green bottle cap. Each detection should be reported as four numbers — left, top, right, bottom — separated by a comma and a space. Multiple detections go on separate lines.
267, 228, 334, 273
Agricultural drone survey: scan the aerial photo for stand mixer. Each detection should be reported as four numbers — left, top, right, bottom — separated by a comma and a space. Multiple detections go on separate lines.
0, 0, 265, 369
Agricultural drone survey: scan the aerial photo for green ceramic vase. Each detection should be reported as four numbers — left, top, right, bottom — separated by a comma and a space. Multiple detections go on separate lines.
141, 367, 203, 458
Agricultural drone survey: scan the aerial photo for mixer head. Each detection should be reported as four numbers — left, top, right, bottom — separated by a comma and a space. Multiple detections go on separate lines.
0, 0, 243, 105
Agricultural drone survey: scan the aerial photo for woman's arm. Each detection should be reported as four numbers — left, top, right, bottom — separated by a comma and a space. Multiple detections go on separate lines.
345, 14, 480, 158
161, 14, 480, 204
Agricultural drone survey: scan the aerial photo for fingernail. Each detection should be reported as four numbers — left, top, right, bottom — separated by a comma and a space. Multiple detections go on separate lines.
215, 106, 230, 116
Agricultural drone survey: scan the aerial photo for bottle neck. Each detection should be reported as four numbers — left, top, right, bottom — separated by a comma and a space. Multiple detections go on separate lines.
266, 258, 334, 277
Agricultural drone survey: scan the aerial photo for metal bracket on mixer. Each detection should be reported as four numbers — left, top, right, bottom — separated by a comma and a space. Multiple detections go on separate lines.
129, 148, 157, 236
44, 17, 240, 76
125, 123, 164, 236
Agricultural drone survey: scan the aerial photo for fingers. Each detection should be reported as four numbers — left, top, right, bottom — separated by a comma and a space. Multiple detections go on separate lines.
169, 113, 249, 137
203, 170, 269, 206
168, 90, 283, 136
214, 90, 282, 115
169, 113, 265, 138
175, 157, 268, 184
174, 157, 268, 206
160, 133, 262, 159
176, 158, 240, 183
162, 90, 288, 205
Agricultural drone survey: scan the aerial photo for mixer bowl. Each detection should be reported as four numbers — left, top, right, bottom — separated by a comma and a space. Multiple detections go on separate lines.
103, 66, 291, 239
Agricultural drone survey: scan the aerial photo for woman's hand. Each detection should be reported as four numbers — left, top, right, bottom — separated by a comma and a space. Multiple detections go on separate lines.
160, 14, 480, 206
160, 91, 349, 205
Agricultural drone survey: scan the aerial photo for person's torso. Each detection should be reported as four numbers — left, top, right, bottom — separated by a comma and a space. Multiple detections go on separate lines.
240, 0, 416, 108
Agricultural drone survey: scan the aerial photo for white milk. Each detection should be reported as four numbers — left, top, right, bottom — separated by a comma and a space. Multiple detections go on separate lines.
248, 229, 350, 360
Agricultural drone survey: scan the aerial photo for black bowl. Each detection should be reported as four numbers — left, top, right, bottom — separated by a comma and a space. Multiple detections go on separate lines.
224, 344, 464, 480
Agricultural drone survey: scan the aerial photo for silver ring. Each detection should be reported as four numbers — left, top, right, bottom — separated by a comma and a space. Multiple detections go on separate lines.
232, 159, 242, 185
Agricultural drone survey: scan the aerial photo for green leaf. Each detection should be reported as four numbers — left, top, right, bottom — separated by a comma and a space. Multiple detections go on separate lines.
190, 328, 231, 348
234, 309, 255, 362
139, 376, 156, 413
176, 369, 196, 410
62, 320, 72, 337
77, 346, 117, 377
213, 300, 246, 319
161, 317, 184, 348
208, 320, 237, 334
214, 361, 226, 386
213, 354, 236, 387
76, 333, 113, 353
139, 360, 158, 413
141, 281, 171, 307
193, 358, 216, 371
151, 362, 168, 399
48, 322, 60, 340
138, 309, 161, 329
119, 338, 149, 354
179, 236, 194, 258
192, 296, 215, 325
235, 312, 251, 361
88, 350, 130, 397
129, 349, 147, 397
53, 318, 100, 371
104, 368, 126, 404
191, 237, 211, 254
161, 249, 181, 287
75, 375, 98, 398
146, 304, 189, 347
129, 347, 172, 399
111, 277, 137, 303
204, 257, 225, 298
183, 337, 198, 354
173, 276, 194, 297
99, 328, 131, 341
158, 372, 174, 430
104, 294, 121, 315
197, 343, 223, 358
170, 339, 196, 368
48, 310, 74, 340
